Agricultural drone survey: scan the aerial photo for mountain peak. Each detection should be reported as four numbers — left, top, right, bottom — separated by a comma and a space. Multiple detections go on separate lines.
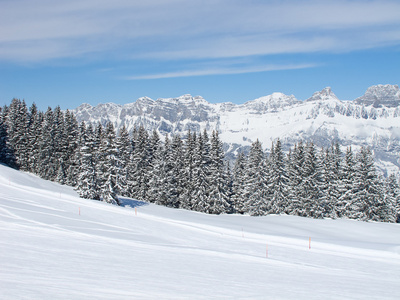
156, 94, 209, 105
243, 92, 298, 110
354, 84, 400, 108
306, 87, 338, 102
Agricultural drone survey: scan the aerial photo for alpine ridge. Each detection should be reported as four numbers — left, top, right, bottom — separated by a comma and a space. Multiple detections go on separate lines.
73, 84, 400, 175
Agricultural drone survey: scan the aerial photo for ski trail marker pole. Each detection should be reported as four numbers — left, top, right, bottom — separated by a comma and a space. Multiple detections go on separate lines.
309, 237, 311, 249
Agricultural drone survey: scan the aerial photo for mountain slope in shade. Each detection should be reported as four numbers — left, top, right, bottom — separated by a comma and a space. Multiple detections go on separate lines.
1, 164, 400, 299
73, 84, 400, 175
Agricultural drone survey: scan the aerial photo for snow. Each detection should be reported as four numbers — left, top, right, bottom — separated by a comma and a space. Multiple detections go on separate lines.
1, 163, 399, 299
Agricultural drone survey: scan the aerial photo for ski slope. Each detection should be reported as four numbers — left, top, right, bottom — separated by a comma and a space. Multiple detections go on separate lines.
0, 164, 399, 299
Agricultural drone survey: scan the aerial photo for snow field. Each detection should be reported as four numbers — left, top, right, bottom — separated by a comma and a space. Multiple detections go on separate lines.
0, 164, 399, 299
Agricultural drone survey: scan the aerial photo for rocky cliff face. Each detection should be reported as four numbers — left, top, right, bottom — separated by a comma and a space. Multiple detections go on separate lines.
354, 84, 400, 108
73, 84, 400, 175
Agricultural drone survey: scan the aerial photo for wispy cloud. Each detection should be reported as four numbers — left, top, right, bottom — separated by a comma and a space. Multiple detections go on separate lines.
1, 0, 400, 71
125, 63, 317, 80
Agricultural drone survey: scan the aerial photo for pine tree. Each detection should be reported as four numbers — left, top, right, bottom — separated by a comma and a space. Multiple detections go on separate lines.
352, 147, 385, 221
165, 134, 185, 208
53, 106, 67, 183
286, 141, 305, 216
385, 174, 400, 222
76, 122, 100, 200
116, 125, 131, 196
6, 99, 29, 169
128, 126, 151, 201
180, 131, 197, 210
244, 139, 269, 216
0, 106, 13, 165
191, 131, 211, 212
336, 147, 357, 218
207, 130, 230, 214
38, 107, 56, 180
64, 110, 79, 186
98, 122, 121, 205
231, 152, 247, 214
267, 139, 289, 214
380, 174, 397, 223
147, 131, 165, 204
320, 144, 342, 218
300, 142, 323, 218
26, 103, 43, 173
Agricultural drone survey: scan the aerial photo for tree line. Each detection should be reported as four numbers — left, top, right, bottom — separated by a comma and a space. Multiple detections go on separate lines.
1, 98, 399, 222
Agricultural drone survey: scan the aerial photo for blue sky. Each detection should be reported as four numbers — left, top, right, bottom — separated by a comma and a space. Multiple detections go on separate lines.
1, 0, 400, 110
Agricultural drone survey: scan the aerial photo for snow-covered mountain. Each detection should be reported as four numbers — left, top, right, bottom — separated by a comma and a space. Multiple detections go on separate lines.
73, 84, 400, 175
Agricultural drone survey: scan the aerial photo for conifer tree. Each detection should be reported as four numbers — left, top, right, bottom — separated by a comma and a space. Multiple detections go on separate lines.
165, 134, 185, 208
116, 125, 131, 196
336, 147, 356, 218
128, 126, 150, 201
6, 99, 29, 169
38, 107, 56, 180
301, 142, 323, 218
76, 122, 100, 200
53, 106, 67, 183
267, 139, 289, 214
98, 122, 121, 205
286, 141, 305, 215
385, 174, 400, 222
180, 131, 197, 210
147, 131, 165, 204
207, 130, 230, 214
244, 139, 269, 216
0, 106, 13, 165
352, 147, 384, 221
191, 131, 211, 212
64, 110, 79, 186
26, 103, 43, 173
231, 152, 247, 214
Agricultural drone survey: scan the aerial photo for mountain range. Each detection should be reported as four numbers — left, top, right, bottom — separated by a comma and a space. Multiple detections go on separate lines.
73, 84, 400, 175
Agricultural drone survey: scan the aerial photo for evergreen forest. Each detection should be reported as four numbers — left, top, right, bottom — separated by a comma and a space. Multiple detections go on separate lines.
1, 99, 399, 222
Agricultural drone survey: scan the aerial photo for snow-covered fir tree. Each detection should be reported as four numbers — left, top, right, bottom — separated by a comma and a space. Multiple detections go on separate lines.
231, 152, 247, 214
179, 130, 197, 210
244, 139, 269, 216
76, 122, 100, 200
116, 125, 131, 197
128, 126, 151, 201
385, 174, 400, 222
190, 131, 211, 213
286, 141, 305, 216
98, 122, 121, 205
267, 139, 289, 214
0, 106, 13, 165
352, 147, 385, 221
207, 130, 230, 214
26, 103, 43, 174
6, 99, 29, 169
63, 110, 79, 186
336, 147, 357, 218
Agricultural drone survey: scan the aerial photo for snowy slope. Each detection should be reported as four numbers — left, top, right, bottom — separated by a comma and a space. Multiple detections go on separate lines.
73, 84, 400, 174
1, 164, 400, 299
